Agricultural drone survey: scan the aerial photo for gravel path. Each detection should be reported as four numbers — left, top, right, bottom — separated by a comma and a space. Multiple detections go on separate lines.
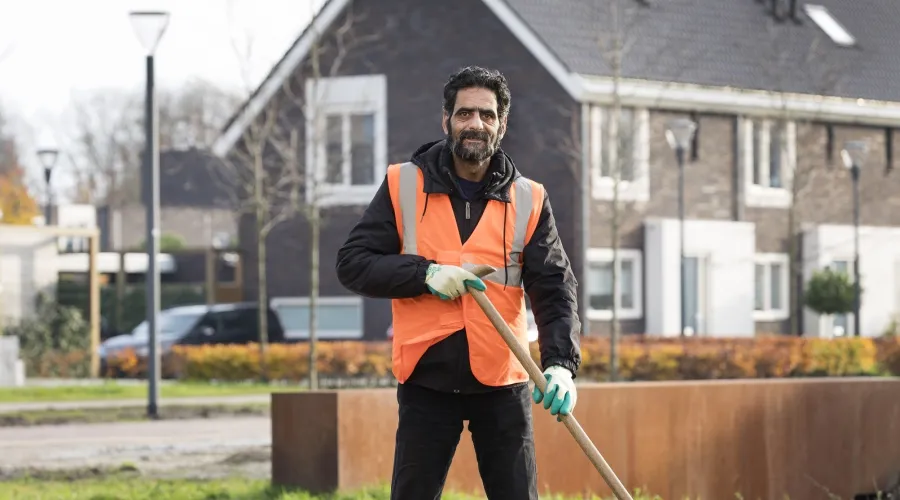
0, 416, 272, 480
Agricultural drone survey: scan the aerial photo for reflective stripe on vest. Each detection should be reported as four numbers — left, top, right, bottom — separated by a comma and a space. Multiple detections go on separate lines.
396, 161, 535, 287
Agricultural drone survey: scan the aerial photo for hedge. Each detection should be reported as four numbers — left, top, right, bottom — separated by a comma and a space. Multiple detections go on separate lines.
88, 336, 900, 382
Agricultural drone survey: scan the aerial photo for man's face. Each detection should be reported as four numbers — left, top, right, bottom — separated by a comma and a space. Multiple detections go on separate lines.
442, 87, 507, 163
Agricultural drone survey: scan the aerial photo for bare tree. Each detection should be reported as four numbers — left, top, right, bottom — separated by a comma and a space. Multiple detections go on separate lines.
65, 89, 143, 207
62, 81, 241, 206
216, 4, 378, 385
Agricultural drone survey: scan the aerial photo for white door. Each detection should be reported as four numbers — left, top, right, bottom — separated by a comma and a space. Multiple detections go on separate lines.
830, 260, 852, 336
895, 260, 900, 319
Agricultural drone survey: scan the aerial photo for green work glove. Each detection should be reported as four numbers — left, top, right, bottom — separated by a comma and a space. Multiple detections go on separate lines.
424, 263, 486, 300
532, 365, 576, 421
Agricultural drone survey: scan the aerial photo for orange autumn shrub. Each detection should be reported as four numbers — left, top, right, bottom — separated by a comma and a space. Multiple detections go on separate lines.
94, 335, 899, 382
874, 336, 900, 376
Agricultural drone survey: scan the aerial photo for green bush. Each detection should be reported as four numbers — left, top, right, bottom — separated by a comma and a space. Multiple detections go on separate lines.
2, 292, 91, 377
804, 266, 856, 316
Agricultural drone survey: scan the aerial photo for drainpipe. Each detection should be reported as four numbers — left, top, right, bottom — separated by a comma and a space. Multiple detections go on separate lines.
580, 102, 591, 336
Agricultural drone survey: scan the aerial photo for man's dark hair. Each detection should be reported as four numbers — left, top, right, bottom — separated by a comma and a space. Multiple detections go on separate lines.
442, 66, 511, 120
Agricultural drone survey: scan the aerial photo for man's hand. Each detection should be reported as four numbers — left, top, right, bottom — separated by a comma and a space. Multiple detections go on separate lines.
424, 264, 486, 300
532, 365, 576, 421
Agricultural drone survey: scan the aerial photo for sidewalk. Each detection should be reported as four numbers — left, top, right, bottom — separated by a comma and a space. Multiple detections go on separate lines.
0, 393, 271, 413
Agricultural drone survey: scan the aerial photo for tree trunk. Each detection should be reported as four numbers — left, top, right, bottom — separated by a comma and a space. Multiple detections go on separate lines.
608, 0, 622, 383
255, 156, 269, 383
788, 204, 800, 336
308, 202, 320, 390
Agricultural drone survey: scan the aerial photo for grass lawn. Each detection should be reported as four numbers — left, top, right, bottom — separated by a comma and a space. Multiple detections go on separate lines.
0, 381, 297, 403
0, 477, 655, 499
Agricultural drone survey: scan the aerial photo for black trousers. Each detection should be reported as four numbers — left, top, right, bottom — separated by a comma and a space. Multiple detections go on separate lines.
389, 382, 538, 500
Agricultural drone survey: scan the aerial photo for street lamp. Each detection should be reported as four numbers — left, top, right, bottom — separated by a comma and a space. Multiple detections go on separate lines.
666, 118, 697, 337
129, 10, 169, 419
36, 147, 59, 225
841, 139, 867, 337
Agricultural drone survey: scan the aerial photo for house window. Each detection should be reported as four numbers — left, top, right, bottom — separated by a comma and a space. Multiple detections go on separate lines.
269, 296, 364, 339
753, 253, 789, 321
323, 113, 376, 186
742, 117, 795, 208
590, 106, 650, 202
586, 248, 643, 321
306, 74, 387, 206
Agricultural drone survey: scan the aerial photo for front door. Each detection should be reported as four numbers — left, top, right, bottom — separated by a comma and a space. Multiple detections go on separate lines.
683, 255, 709, 335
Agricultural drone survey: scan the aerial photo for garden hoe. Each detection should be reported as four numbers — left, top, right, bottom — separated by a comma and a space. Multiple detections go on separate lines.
467, 264, 633, 500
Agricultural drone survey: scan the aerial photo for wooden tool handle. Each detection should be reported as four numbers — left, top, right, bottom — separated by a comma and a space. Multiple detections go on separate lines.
467, 264, 633, 500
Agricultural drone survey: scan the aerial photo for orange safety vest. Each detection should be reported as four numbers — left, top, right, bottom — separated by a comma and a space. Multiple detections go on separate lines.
386, 161, 545, 387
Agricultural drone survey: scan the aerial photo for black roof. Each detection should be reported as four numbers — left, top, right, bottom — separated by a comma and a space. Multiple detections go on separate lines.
141, 147, 235, 209
505, 0, 900, 102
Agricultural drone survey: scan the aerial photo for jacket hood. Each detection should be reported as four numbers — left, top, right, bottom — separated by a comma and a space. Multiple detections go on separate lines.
409, 139, 519, 202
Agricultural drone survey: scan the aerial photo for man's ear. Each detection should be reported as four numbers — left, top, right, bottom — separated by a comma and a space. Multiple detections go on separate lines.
441, 109, 449, 135
498, 115, 508, 140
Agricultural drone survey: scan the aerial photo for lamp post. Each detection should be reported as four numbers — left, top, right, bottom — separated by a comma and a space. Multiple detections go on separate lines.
841, 139, 867, 337
36, 148, 59, 225
129, 10, 169, 419
665, 118, 698, 337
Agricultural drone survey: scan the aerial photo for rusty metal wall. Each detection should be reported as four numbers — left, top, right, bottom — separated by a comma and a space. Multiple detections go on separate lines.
272, 378, 900, 498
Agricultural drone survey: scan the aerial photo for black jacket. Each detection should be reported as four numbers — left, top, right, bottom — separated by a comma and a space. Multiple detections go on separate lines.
335, 139, 581, 393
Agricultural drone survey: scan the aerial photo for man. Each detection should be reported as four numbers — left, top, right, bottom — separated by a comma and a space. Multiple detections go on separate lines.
335, 66, 581, 500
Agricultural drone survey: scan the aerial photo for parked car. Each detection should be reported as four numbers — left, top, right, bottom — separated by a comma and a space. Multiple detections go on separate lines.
98, 302, 286, 371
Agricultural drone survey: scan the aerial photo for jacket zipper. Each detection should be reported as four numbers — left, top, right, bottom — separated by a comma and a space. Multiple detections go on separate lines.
458, 200, 471, 393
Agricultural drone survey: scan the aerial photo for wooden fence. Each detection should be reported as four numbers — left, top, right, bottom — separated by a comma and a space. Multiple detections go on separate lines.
271, 377, 900, 499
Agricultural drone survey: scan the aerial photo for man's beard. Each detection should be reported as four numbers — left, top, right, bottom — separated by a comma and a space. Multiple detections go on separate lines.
447, 123, 500, 162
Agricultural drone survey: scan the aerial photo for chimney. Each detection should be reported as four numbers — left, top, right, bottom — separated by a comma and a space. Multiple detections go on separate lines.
770, 0, 784, 21
789, 0, 802, 23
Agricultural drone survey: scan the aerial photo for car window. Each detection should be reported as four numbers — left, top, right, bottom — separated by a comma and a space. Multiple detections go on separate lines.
131, 310, 205, 340
215, 309, 259, 343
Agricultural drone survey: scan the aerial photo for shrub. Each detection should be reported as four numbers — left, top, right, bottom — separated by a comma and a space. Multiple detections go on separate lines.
804, 267, 856, 316
2, 293, 92, 377
874, 336, 900, 376
96, 335, 900, 383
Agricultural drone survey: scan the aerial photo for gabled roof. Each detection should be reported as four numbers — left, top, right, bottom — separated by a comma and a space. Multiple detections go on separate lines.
212, 0, 900, 157
506, 0, 900, 102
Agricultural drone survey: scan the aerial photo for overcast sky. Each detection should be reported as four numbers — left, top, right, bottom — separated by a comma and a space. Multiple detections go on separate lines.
0, 0, 321, 202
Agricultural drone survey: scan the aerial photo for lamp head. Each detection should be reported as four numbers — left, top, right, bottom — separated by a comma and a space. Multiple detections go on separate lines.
665, 118, 697, 151
129, 11, 170, 55
36, 148, 59, 171
841, 140, 868, 170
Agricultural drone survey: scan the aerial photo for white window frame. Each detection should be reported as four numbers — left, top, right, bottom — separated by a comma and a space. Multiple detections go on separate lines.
269, 295, 364, 339
305, 74, 388, 207
589, 105, 650, 203
741, 116, 795, 209
753, 253, 790, 321
586, 248, 643, 321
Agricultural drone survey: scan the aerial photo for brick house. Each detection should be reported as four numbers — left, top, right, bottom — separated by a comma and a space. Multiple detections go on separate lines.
97, 147, 237, 252
211, 0, 900, 340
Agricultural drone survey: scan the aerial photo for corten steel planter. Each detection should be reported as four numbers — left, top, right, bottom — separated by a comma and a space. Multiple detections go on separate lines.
271, 378, 900, 499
